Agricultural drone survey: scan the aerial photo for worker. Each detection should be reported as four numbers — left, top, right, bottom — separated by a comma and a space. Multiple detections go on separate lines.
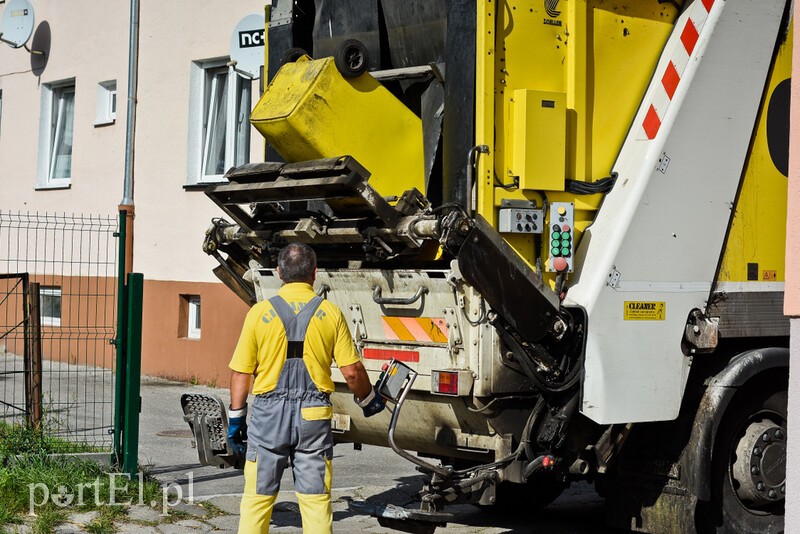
227, 242, 385, 533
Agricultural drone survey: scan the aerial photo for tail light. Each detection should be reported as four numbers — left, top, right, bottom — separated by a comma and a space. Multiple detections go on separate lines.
431, 369, 473, 396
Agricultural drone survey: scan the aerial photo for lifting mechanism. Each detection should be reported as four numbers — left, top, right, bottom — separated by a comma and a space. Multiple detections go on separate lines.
200, 155, 588, 531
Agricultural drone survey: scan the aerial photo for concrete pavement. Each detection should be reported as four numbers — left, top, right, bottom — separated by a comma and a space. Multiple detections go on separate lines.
7, 375, 611, 533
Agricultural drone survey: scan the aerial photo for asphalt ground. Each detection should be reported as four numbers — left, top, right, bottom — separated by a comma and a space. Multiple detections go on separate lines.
140, 376, 613, 533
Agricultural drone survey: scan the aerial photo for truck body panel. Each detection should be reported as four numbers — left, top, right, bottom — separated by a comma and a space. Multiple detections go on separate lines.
568, 0, 787, 423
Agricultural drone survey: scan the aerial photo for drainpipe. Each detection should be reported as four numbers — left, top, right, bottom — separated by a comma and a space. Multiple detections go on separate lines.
113, 0, 140, 468
120, 0, 140, 275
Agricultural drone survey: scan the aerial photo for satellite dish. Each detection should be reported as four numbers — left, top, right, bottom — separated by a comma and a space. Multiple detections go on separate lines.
229, 13, 265, 79
0, 0, 35, 49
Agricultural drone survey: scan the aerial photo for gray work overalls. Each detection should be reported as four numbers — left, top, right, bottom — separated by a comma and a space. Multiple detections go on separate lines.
245, 295, 333, 496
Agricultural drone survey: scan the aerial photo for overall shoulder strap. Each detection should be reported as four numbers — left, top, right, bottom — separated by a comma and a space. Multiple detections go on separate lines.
268, 295, 324, 359
268, 295, 297, 333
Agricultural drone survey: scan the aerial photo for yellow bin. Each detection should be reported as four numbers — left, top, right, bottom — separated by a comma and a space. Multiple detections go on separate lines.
250, 57, 425, 198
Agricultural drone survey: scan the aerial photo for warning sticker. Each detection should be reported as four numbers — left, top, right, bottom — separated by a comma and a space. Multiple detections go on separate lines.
624, 301, 666, 321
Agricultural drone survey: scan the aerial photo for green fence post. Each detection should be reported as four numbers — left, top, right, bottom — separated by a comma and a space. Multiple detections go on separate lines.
113, 210, 128, 466
122, 272, 143, 478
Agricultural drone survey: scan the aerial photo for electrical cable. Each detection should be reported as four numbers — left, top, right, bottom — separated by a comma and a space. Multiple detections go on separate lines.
564, 173, 617, 195
466, 394, 537, 413
494, 173, 518, 190
455, 287, 486, 326
452, 396, 546, 476
431, 203, 469, 219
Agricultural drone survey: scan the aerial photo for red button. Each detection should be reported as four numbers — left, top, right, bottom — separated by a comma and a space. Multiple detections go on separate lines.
561, 224, 571, 232
553, 257, 568, 272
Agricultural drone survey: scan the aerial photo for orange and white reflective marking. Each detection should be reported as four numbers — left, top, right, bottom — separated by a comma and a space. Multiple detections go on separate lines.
640, 0, 716, 140
381, 317, 449, 343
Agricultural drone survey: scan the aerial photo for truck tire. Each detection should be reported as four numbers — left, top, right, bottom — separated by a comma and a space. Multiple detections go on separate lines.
334, 39, 369, 78
280, 47, 309, 65
707, 382, 786, 533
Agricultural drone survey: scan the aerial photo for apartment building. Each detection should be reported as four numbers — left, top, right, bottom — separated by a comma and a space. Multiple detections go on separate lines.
0, 0, 266, 385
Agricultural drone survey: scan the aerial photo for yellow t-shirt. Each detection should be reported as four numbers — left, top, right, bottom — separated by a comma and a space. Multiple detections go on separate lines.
229, 282, 361, 394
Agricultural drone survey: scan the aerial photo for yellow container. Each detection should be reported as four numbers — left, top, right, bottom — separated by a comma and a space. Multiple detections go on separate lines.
250, 57, 425, 197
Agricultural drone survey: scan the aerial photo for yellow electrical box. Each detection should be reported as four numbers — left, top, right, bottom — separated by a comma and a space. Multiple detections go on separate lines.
512, 89, 566, 192
250, 57, 425, 197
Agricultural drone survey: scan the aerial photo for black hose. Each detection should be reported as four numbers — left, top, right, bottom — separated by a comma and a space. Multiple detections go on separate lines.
564, 173, 617, 195
522, 455, 546, 479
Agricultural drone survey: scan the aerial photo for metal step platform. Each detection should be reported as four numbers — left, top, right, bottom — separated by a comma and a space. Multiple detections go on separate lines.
180, 393, 244, 469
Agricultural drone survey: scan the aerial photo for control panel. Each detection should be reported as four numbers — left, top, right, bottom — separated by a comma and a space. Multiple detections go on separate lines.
498, 199, 544, 234
547, 202, 574, 273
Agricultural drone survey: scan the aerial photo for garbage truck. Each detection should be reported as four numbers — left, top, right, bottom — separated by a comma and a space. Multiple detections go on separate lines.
195, 0, 792, 531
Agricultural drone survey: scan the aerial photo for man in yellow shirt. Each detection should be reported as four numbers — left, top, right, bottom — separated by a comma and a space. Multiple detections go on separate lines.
228, 243, 385, 533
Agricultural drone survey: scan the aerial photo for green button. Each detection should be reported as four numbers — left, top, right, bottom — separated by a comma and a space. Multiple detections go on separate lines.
552, 231, 561, 240
551, 248, 560, 257
561, 247, 570, 256
562, 232, 571, 241
561, 239, 570, 248
551, 239, 560, 248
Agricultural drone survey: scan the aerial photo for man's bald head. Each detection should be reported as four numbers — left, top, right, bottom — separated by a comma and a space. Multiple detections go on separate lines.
277, 243, 317, 284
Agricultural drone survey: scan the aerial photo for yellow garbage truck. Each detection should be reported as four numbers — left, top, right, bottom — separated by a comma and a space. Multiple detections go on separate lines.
201, 0, 792, 531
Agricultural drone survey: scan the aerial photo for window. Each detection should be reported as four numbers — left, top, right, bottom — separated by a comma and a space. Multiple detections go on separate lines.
0, 90, 3, 137
188, 296, 201, 339
40, 287, 62, 327
95, 80, 116, 125
180, 295, 202, 339
188, 60, 251, 184
37, 80, 76, 187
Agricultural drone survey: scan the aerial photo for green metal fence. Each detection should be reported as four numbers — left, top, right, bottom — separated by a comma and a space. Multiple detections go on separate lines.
0, 211, 120, 452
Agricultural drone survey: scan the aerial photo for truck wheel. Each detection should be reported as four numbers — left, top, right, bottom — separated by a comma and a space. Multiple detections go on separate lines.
334, 39, 368, 78
709, 383, 786, 533
280, 47, 309, 65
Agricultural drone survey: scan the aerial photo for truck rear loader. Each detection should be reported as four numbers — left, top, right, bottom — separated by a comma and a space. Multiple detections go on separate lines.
197, 0, 792, 531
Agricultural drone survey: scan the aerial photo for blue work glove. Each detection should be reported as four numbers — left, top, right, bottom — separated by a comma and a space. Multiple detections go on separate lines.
227, 405, 248, 455
356, 387, 386, 418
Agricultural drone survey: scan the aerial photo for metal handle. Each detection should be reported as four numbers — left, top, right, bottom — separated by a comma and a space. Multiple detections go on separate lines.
372, 285, 428, 306
316, 284, 330, 298
386, 365, 452, 478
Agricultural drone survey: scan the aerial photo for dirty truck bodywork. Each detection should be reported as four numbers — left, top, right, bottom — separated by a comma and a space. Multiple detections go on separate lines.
202, 1, 791, 532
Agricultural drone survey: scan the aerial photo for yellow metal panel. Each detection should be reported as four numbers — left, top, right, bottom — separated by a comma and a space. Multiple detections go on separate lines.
512, 89, 566, 191
477, 0, 678, 288
250, 57, 424, 197
589, 5, 675, 180
718, 22, 792, 283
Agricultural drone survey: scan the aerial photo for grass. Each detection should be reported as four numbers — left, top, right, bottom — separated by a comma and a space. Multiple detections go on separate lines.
0, 421, 100, 457
0, 423, 164, 533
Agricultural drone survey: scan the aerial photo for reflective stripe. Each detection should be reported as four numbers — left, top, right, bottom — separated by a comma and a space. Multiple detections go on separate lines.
301, 406, 333, 421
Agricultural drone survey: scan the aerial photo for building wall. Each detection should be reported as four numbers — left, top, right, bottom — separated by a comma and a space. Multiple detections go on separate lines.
0, 0, 265, 380
141, 280, 249, 387
0, 0, 128, 214
785, 8, 800, 533
133, 0, 264, 283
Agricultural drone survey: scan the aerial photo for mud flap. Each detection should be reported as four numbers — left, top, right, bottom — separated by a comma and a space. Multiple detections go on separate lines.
180, 393, 245, 469
348, 500, 453, 534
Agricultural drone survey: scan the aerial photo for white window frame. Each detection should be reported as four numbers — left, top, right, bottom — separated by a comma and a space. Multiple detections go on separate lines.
95, 80, 117, 126
40, 287, 62, 327
187, 59, 251, 184
37, 79, 76, 188
187, 296, 201, 339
